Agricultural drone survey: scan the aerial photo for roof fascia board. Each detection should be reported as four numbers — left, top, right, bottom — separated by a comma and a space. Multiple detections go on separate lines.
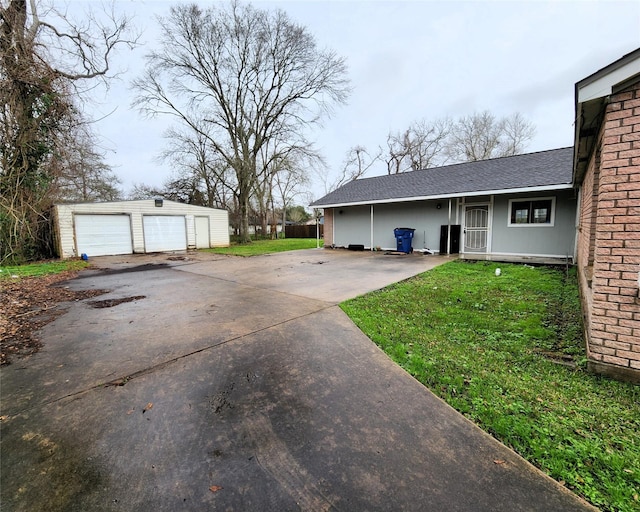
312, 183, 573, 208
573, 49, 640, 183
577, 53, 640, 103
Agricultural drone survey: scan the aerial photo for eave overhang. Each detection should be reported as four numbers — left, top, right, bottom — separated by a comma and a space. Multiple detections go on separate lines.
573, 48, 640, 185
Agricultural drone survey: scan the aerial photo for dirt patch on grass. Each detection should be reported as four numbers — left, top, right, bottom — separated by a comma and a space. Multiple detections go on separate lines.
0, 271, 107, 365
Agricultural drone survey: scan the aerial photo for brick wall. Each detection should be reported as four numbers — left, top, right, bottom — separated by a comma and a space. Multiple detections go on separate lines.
576, 147, 597, 342
581, 79, 640, 382
323, 209, 334, 246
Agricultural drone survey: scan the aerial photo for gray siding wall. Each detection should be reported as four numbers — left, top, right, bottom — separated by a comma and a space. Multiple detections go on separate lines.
373, 202, 452, 250
333, 205, 370, 247
333, 201, 454, 250
331, 189, 577, 260
490, 189, 577, 258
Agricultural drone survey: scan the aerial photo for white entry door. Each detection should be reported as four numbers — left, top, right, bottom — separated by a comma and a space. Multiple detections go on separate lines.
143, 216, 187, 252
464, 205, 489, 253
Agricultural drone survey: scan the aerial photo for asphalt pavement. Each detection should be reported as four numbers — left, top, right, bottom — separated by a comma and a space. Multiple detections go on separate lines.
0, 249, 595, 511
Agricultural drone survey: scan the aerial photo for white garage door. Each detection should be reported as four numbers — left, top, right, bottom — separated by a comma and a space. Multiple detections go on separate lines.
143, 215, 187, 252
75, 214, 133, 257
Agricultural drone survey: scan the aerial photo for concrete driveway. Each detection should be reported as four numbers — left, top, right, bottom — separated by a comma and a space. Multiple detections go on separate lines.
1, 249, 593, 511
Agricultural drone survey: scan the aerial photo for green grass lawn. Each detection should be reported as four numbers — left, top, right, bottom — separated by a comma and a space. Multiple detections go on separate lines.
0, 259, 89, 279
341, 260, 640, 512
205, 237, 323, 256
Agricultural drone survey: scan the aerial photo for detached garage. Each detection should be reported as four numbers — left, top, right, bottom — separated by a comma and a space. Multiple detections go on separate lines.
53, 199, 229, 259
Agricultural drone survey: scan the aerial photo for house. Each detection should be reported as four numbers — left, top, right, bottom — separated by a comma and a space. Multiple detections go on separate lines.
310, 147, 578, 264
53, 199, 229, 258
573, 48, 640, 383
311, 48, 640, 383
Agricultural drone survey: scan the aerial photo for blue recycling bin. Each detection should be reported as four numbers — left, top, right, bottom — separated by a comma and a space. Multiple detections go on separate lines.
394, 228, 415, 253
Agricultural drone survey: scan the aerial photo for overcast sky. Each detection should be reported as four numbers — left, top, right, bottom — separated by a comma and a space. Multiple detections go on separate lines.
79, 0, 640, 202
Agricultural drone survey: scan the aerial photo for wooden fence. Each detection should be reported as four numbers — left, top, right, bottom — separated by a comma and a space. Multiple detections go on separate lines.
284, 224, 324, 238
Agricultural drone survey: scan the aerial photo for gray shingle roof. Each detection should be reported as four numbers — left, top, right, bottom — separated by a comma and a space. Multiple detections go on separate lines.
311, 147, 573, 207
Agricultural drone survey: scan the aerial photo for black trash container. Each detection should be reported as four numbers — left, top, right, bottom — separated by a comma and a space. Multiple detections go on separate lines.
394, 228, 415, 253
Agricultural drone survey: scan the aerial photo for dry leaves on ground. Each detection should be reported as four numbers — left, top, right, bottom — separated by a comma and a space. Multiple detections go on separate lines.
0, 271, 107, 365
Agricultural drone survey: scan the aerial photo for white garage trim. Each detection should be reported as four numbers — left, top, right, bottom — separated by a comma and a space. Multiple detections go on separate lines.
74, 214, 133, 257
143, 215, 187, 252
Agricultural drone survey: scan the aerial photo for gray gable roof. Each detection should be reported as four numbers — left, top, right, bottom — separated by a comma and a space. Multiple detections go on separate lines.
311, 147, 573, 208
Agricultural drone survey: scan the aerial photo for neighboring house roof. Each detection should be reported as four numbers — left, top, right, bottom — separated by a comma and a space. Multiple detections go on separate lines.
574, 47, 640, 183
311, 147, 573, 208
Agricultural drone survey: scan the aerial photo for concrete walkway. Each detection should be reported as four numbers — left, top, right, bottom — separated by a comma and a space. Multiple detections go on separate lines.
0, 249, 594, 511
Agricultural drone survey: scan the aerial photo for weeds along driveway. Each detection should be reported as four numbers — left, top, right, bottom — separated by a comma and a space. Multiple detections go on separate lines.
0, 249, 593, 511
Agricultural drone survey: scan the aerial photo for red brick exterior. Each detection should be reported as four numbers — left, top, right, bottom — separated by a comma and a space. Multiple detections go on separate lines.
576, 80, 640, 382
323, 208, 334, 246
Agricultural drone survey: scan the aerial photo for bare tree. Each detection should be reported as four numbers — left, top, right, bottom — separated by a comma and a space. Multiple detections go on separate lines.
323, 145, 380, 192
128, 182, 163, 200
384, 118, 451, 174
252, 143, 278, 237
249, 134, 316, 237
52, 122, 122, 202
446, 110, 535, 162
405, 118, 452, 170
500, 112, 537, 156
272, 152, 312, 236
132, 1, 349, 243
381, 112, 534, 177
158, 123, 235, 210
0, 0, 138, 262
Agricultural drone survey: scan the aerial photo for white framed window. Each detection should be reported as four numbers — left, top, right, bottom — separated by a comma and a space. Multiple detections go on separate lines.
508, 197, 555, 227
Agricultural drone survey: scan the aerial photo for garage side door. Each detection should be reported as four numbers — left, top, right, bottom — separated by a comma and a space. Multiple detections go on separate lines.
143, 215, 187, 252
195, 216, 210, 249
75, 214, 133, 257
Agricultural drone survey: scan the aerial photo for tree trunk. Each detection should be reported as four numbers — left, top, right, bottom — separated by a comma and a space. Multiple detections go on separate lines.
281, 204, 287, 240
238, 186, 251, 243
269, 193, 277, 239
260, 210, 268, 238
